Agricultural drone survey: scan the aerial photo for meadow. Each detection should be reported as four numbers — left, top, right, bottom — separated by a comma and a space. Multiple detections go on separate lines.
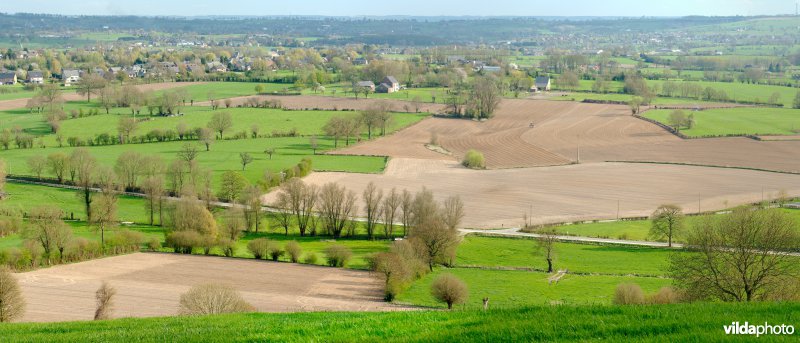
2, 303, 793, 342
644, 107, 800, 137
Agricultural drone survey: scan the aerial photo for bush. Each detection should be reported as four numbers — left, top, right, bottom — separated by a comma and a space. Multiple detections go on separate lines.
614, 283, 645, 305
285, 241, 302, 263
165, 231, 201, 254
178, 283, 254, 315
247, 238, 269, 259
107, 229, 145, 254
65, 238, 102, 262
147, 238, 161, 252
217, 238, 235, 257
431, 274, 468, 309
647, 287, 681, 304
303, 252, 319, 265
324, 245, 352, 267
267, 242, 284, 261
461, 149, 485, 169
0, 266, 25, 322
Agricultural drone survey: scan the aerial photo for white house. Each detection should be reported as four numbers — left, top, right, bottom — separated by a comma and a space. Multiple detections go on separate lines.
62, 69, 81, 86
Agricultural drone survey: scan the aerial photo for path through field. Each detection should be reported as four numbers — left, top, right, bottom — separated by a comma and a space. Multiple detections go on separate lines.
15, 253, 400, 322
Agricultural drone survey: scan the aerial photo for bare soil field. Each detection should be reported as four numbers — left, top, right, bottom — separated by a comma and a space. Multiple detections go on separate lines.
196, 95, 445, 113
289, 158, 800, 228
0, 82, 205, 111
15, 253, 397, 322
333, 99, 800, 172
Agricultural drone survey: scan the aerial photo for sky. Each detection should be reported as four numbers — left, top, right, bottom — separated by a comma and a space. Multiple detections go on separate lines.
0, 0, 796, 17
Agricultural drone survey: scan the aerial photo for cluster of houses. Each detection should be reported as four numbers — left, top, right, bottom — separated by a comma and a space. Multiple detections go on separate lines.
356, 76, 401, 93
0, 70, 44, 85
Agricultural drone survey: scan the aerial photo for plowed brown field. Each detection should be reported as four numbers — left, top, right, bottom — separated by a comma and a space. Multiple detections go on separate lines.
15, 253, 399, 322
332, 99, 800, 172
291, 158, 800, 229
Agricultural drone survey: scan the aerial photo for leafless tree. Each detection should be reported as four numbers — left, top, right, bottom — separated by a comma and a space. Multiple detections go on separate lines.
198, 128, 215, 151
46, 152, 69, 183
441, 196, 465, 230
219, 206, 246, 241
381, 188, 401, 239
76, 74, 107, 102
410, 217, 459, 271
208, 111, 233, 139
318, 182, 357, 238
535, 230, 558, 273
239, 185, 262, 233
239, 152, 253, 171
670, 207, 800, 302
177, 143, 199, 164
70, 148, 96, 221
117, 117, 138, 144
26, 155, 47, 180
23, 205, 71, 262
114, 151, 144, 190
142, 176, 166, 226
91, 168, 119, 247
363, 182, 384, 240
400, 189, 413, 236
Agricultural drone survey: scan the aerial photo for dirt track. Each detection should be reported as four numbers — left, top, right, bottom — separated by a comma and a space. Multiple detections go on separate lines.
288, 158, 800, 228
0, 82, 205, 111
15, 253, 398, 322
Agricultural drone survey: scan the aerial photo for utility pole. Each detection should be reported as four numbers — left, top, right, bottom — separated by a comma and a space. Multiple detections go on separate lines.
616, 200, 620, 220
576, 134, 581, 164
698, 192, 702, 213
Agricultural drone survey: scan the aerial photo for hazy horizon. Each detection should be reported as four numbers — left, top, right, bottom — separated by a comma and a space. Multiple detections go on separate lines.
1, 0, 796, 17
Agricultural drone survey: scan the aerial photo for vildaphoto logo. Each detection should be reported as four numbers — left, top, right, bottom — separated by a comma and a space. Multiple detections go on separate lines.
724, 322, 795, 337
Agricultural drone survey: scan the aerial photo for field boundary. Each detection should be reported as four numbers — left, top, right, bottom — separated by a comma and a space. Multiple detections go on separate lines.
606, 160, 800, 175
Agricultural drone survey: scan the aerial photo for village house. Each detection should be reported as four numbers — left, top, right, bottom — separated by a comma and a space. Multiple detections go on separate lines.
376, 76, 400, 93
62, 69, 81, 86
0, 72, 17, 85
353, 57, 369, 65
533, 76, 551, 92
356, 81, 376, 92
480, 66, 502, 73
26, 71, 44, 84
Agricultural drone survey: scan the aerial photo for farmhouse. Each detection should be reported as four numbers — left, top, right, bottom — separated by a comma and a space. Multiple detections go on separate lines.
0, 72, 17, 85
62, 69, 81, 86
376, 76, 400, 93
26, 71, 44, 84
481, 66, 502, 73
353, 57, 369, 65
533, 76, 551, 92
356, 81, 376, 92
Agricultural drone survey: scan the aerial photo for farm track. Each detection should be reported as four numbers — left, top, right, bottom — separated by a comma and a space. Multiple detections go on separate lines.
0, 82, 206, 111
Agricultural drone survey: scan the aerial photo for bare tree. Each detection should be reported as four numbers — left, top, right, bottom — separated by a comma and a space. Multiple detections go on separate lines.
76, 74, 107, 102
46, 152, 69, 183
381, 188, 401, 239
117, 117, 138, 144
318, 182, 357, 238
273, 195, 293, 236
263, 147, 275, 160
410, 217, 459, 271
208, 111, 233, 139
535, 230, 558, 273
94, 281, 116, 320
166, 159, 186, 195
239, 185, 263, 233
142, 176, 166, 226
670, 207, 800, 302
441, 196, 465, 230
239, 152, 253, 171
277, 179, 317, 236
0, 266, 25, 322
70, 149, 96, 221
650, 204, 684, 247
91, 168, 119, 247
178, 284, 254, 315
219, 206, 246, 241
198, 128, 215, 151
177, 143, 199, 164
431, 274, 468, 309
400, 189, 413, 236
363, 182, 384, 240
309, 135, 319, 154
26, 155, 47, 180
114, 151, 144, 191
23, 205, 71, 262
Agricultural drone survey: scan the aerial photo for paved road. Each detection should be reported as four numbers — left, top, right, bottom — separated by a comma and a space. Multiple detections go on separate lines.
459, 228, 684, 248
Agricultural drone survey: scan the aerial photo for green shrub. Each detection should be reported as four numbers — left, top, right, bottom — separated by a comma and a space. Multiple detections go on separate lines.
247, 238, 269, 259
462, 150, 485, 169
324, 245, 352, 267
166, 231, 201, 254
267, 242, 284, 261
285, 241, 302, 263
303, 252, 319, 265
217, 238, 235, 257
147, 238, 162, 252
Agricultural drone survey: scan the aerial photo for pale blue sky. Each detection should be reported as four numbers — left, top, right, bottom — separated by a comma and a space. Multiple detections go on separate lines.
0, 0, 795, 17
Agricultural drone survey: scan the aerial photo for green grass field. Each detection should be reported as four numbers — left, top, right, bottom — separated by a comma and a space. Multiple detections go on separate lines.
1, 303, 796, 342
644, 107, 800, 137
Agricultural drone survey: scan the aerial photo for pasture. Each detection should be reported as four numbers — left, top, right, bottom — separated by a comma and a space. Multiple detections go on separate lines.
644, 107, 800, 137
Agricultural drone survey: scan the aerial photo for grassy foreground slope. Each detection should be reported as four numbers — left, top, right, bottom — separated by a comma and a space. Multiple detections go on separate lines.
1, 303, 796, 342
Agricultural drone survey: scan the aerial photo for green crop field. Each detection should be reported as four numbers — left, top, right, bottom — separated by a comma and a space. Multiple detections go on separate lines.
1, 303, 795, 342
644, 107, 800, 137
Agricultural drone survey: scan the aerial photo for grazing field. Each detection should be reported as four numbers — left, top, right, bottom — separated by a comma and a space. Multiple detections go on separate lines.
643, 107, 800, 137
1, 303, 796, 342
13, 253, 396, 322
0, 82, 203, 111
396, 268, 670, 308
296, 158, 800, 228
196, 94, 445, 113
